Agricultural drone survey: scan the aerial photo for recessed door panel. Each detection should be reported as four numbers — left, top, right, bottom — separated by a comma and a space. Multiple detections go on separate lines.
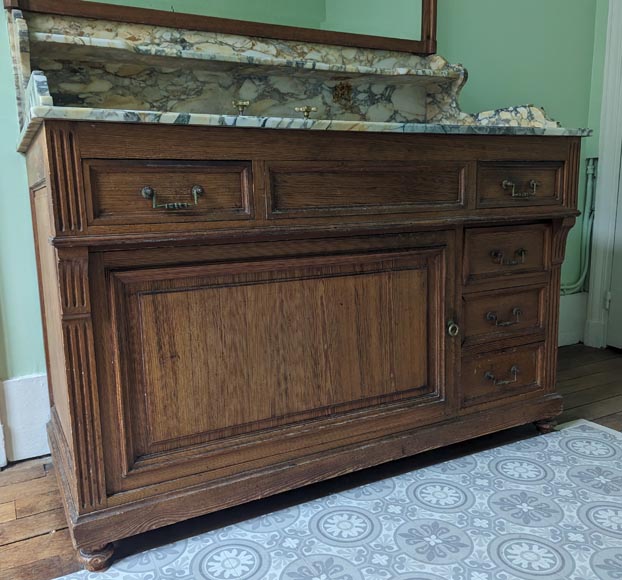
98, 234, 456, 495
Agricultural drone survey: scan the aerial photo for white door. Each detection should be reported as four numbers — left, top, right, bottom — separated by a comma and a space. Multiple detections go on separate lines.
585, 0, 622, 348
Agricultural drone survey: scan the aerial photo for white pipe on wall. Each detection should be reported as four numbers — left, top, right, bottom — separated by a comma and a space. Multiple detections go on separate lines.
561, 158, 597, 296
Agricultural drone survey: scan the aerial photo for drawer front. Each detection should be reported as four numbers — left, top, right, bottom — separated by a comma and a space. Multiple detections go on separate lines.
461, 343, 544, 408
266, 161, 467, 218
477, 162, 564, 208
462, 286, 546, 346
84, 160, 253, 226
464, 225, 549, 284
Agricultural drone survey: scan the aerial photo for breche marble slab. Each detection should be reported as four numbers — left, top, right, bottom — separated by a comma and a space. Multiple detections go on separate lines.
6, 8, 591, 153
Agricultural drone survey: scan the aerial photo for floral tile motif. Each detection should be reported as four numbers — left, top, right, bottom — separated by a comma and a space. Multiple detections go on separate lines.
56, 420, 622, 580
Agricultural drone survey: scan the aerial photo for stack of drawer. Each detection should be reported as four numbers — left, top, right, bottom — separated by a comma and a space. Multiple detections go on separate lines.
460, 160, 560, 411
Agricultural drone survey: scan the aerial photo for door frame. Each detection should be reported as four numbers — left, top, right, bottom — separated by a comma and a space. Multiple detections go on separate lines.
584, 0, 622, 347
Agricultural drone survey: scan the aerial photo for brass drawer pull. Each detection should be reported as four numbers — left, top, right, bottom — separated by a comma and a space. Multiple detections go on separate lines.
141, 185, 204, 210
502, 179, 539, 199
486, 307, 522, 327
485, 365, 520, 386
490, 248, 527, 266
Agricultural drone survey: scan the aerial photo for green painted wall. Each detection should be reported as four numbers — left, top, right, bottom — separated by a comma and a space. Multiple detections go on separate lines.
586, 0, 608, 161
0, 11, 44, 380
0, 1, 607, 380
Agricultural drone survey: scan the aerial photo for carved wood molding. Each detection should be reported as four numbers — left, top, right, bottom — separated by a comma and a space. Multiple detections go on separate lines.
545, 217, 576, 390
58, 248, 90, 315
567, 139, 581, 210
47, 125, 86, 236
58, 247, 106, 512
551, 217, 576, 266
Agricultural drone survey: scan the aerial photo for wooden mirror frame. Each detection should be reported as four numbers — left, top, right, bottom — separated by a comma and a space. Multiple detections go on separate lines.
4, 0, 437, 54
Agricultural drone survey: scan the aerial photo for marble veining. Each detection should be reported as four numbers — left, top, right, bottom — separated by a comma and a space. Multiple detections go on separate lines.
7, 10, 31, 127
38, 58, 429, 124
25, 12, 458, 75
7, 8, 591, 152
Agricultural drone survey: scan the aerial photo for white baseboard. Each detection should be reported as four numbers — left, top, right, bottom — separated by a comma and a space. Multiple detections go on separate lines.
559, 292, 588, 346
0, 374, 50, 462
0, 423, 6, 468
584, 318, 608, 348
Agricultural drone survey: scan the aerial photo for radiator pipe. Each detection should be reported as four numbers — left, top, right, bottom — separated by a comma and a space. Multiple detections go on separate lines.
561, 157, 597, 295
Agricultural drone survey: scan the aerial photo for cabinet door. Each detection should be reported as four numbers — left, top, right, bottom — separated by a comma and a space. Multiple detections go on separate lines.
94, 233, 458, 497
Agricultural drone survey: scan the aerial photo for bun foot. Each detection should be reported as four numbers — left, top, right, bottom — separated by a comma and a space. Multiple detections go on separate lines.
534, 418, 558, 435
78, 543, 114, 572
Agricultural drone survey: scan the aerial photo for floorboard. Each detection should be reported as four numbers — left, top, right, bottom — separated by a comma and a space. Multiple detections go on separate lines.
0, 344, 621, 580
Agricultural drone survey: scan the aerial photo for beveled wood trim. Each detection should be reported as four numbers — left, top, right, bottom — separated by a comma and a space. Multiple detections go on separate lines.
57, 247, 107, 513
551, 217, 576, 266
4, 0, 437, 54
72, 122, 577, 163
46, 125, 86, 236
566, 139, 582, 211
264, 160, 468, 219
544, 217, 576, 392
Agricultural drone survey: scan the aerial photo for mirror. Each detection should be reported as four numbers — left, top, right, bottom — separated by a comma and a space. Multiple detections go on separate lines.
83, 0, 437, 54
159, 1, 423, 41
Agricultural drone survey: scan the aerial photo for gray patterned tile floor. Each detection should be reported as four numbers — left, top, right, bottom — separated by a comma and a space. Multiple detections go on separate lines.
57, 420, 622, 580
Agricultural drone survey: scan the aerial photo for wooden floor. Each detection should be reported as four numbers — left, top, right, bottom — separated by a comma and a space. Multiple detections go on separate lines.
2, 344, 622, 580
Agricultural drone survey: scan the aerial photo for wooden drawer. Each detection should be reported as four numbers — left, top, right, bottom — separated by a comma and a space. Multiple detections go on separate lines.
464, 224, 549, 284
477, 162, 563, 208
461, 343, 544, 408
84, 160, 253, 226
266, 160, 467, 218
462, 285, 546, 347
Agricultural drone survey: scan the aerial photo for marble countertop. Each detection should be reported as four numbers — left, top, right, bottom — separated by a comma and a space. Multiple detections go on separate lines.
18, 104, 592, 152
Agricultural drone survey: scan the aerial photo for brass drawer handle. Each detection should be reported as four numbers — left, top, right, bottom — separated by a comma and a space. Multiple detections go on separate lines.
485, 365, 520, 386
490, 248, 527, 266
486, 307, 522, 327
502, 179, 539, 199
141, 185, 204, 210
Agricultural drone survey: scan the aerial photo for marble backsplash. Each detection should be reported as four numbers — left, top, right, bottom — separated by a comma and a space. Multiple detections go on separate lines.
5, 9, 485, 126
6, 7, 589, 147
39, 57, 429, 123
